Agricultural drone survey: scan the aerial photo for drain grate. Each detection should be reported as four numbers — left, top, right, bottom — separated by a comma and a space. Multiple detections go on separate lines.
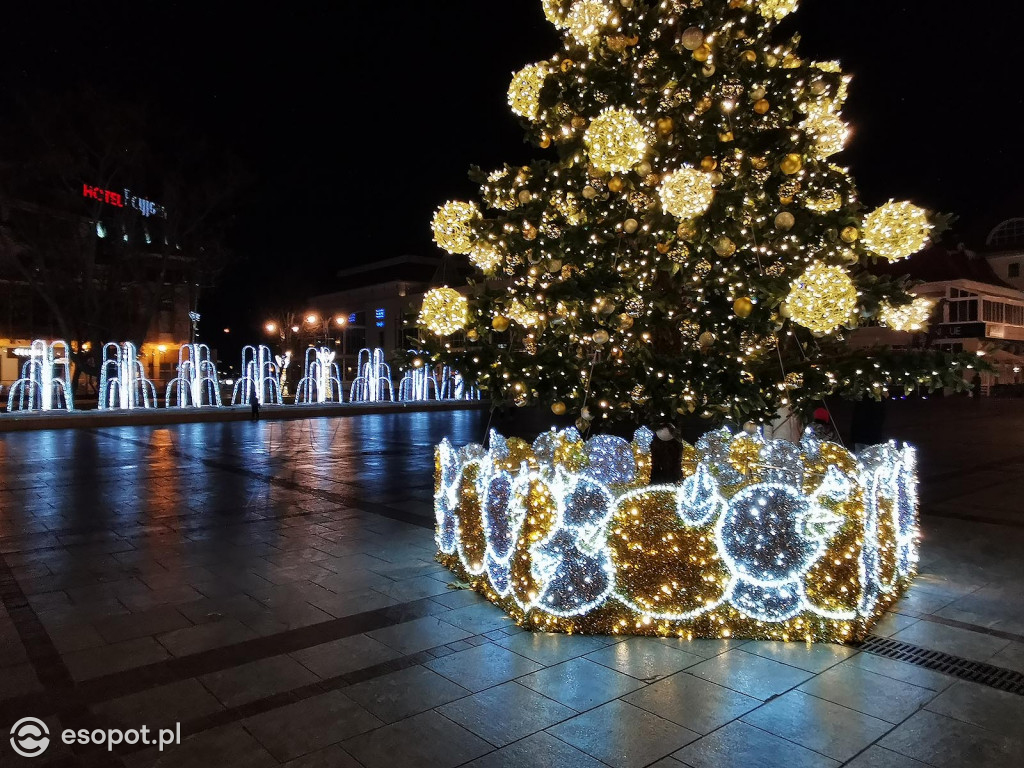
859, 634, 1024, 696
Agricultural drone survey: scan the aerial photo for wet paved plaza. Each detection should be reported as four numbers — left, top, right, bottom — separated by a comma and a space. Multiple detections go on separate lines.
1, 402, 1023, 767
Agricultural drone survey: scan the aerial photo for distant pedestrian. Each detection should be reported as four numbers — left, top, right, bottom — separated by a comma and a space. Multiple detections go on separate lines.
809, 406, 839, 443
851, 397, 887, 453
971, 372, 983, 401
250, 381, 261, 421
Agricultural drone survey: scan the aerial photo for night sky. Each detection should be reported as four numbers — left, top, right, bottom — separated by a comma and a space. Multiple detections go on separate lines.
3, 1, 1023, 344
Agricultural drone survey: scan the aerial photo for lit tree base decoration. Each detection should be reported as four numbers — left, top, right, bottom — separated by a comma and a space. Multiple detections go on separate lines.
435, 426, 917, 643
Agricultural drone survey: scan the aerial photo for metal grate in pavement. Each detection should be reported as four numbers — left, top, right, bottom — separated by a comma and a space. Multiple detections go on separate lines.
860, 634, 1024, 696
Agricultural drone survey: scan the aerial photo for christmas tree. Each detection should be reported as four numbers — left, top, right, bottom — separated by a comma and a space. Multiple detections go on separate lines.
419, 0, 971, 440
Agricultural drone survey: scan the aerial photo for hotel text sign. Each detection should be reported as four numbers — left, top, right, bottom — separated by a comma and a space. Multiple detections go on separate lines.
83, 184, 167, 218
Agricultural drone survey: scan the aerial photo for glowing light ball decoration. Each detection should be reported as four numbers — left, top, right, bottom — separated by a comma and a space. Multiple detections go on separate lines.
420, 287, 470, 336
432, 201, 480, 255
787, 262, 858, 334
435, 426, 919, 641
542, 0, 569, 28
862, 201, 933, 262
802, 103, 849, 158
757, 0, 800, 20
470, 242, 503, 273
584, 108, 647, 173
566, 0, 613, 47
879, 297, 936, 332
508, 64, 550, 121
659, 167, 716, 220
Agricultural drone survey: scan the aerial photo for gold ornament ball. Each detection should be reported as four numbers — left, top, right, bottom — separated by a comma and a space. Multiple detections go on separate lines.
775, 211, 796, 231
677, 221, 697, 240
608, 176, 625, 193
656, 116, 675, 136
539, 135, 552, 149
560, 58, 574, 72
492, 315, 510, 332
656, 242, 671, 254
583, 185, 598, 200
617, 313, 634, 330
680, 26, 704, 51
592, 329, 610, 345
466, 328, 479, 342
585, 107, 648, 173
623, 218, 639, 234
548, 258, 563, 272
659, 166, 716, 219
841, 226, 860, 243
709, 171, 724, 186
780, 154, 803, 175
419, 287, 469, 336
595, 296, 616, 315
522, 226, 538, 241
551, 401, 567, 416
700, 156, 718, 171
734, 297, 754, 318
635, 161, 652, 177
575, 417, 590, 431
779, 301, 792, 318
713, 236, 737, 257
431, 200, 480, 255
742, 50, 757, 63
693, 44, 711, 63
518, 189, 533, 204
718, 130, 734, 143
753, 99, 771, 115
698, 331, 716, 349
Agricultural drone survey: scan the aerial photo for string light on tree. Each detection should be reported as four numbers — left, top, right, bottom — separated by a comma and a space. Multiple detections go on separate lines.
420, 287, 469, 336
862, 201, 933, 262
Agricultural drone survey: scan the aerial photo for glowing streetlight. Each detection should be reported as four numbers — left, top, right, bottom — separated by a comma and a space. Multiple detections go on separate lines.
335, 316, 347, 327
305, 313, 318, 325
265, 322, 277, 334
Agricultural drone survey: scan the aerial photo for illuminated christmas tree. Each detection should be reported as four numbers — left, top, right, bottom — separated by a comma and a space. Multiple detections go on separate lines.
420, 0, 970, 443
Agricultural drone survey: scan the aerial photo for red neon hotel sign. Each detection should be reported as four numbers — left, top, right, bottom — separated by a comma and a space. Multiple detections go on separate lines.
83, 184, 166, 218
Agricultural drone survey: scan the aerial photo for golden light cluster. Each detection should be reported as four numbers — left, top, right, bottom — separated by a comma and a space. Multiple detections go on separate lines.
566, 0, 613, 47
787, 262, 858, 334
879, 297, 936, 332
585, 107, 647, 173
757, 0, 800, 21
431, 200, 480, 255
862, 201, 933, 262
802, 103, 849, 158
508, 63, 550, 121
542, 0, 568, 28
506, 299, 541, 327
470, 241, 503, 273
659, 167, 717, 220
419, 287, 469, 336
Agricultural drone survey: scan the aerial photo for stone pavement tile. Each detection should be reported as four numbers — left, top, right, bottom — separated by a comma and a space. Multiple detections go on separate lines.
438, 680, 575, 747
891, 620, 1009, 663
119, 584, 205, 612
92, 679, 223, 731
800, 660, 939, 724
313, 552, 390, 572
462, 730, 605, 768
312, 569, 395, 595
280, 744, 362, 768
156, 616, 259, 657
585, 637, 704, 682
845, 651, 954, 692
990, 640, 1024, 673
121, 724, 277, 768
548, 699, 700, 768
0, 662, 42, 700
935, 585, 1024, 635
63, 636, 171, 681
91, 605, 192, 643
924, 679, 1024, 736
175, 594, 268, 625
673, 720, 839, 768
342, 710, 491, 768
372, 574, 453, 601
291, 633, 402, 679
654, 637, 747, 658
842, 745, 932, 768
433, 602, 514, 634
0, 625, 28, 668
740, 642, 855, 673
466, 635, 490, 646
343, 664, 470, 722
431, 588, 486, 610
366, 560, 447, 580
688, 649, 813, 701
740, 690, 893, 762
243, 689, 382, 762
869, 612, 920, 638
200, 654, 320, 707
892, 588, 958, 617
518, 657, 645, 712
494, 630, 617, 666
366, 615, 472, 655
879, 709, 1024, 767
425, 641, 543, 692
623, 671, 760, 734
447, 639, 475, 651
236, 601, 334, 636
304, 587, 398, 619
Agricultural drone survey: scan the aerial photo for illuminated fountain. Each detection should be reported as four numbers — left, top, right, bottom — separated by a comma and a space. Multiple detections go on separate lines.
6, 340, 75, 412
398, 365, 439, 402
349, 348, 394, 403
439, 366, 481, 401
230, 345, 283, 406
436, 426, 918, 642
165, 344, 222, 407
98, 342, 157, 409
295, 347, 343, 404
